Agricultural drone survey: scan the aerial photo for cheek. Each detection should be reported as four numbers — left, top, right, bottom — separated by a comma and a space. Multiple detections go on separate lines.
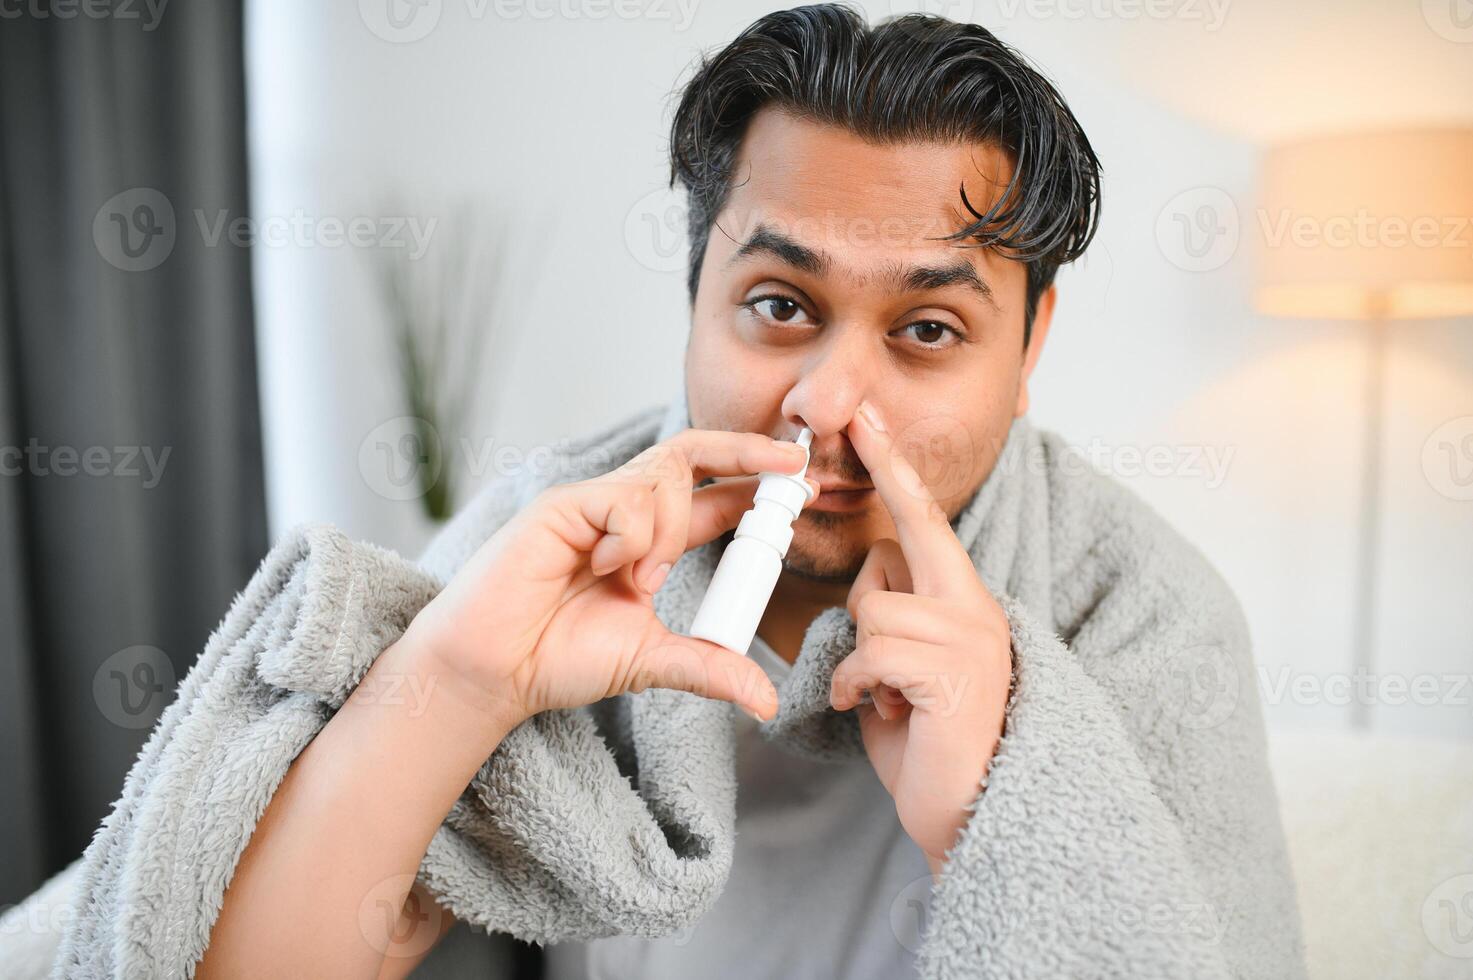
684, 315, 726, 427
891, 384, 1015, 509
685, 315, 763, 433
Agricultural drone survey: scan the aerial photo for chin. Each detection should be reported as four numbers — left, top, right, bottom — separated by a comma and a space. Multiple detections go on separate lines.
783, 518, 870, 582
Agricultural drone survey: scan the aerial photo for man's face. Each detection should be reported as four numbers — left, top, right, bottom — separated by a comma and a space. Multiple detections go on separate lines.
685, 106, 1051, 582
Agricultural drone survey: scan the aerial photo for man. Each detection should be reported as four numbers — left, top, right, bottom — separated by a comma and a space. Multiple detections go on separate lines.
195, 5, 1305, 979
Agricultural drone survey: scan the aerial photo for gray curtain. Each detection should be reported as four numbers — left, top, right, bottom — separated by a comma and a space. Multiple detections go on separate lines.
0, 2, 268, 904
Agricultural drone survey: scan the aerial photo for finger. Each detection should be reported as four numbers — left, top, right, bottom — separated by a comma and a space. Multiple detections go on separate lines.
689, 473, 820, 544
685, 475, 762, 549
830, 634, 958, 713
569, 481, 655, 577
630, 465, 694, 594
869, 683, 913, 723
847, 537, 914, 617
846, 402, 976, 597
614, 428, 808, 593
620, 428, 809, 487
629, 471, 821, 594
627, 625, 780, 721
850, 588, 957, 647
670, 426, 811, 482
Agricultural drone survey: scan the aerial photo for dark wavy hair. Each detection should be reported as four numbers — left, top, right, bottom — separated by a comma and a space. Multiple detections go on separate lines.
668, 3, 1102, 346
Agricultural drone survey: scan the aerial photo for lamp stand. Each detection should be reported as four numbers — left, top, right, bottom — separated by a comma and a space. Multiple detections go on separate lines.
1349, 308, 1387, 731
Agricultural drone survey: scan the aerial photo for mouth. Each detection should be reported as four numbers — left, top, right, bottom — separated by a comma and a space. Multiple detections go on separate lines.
807, 481, 875, 513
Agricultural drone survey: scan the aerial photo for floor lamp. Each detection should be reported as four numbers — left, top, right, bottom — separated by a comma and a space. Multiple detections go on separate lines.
1255, 128, 1473, 731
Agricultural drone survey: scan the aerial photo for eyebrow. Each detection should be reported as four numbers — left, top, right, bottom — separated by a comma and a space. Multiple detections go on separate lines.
727, 223, 999, 311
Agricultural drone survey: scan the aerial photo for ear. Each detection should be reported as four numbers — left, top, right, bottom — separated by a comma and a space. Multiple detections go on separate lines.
1014, 285, 1056, 418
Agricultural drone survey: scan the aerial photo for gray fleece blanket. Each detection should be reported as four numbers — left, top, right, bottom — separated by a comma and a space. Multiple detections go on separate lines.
17, 389, 1306, 978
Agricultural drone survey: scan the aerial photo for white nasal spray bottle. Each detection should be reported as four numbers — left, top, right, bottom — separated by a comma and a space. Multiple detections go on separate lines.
689, 427, 815, 655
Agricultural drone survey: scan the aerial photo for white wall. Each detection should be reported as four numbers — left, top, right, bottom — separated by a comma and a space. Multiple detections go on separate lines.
245, 0, 1472, 739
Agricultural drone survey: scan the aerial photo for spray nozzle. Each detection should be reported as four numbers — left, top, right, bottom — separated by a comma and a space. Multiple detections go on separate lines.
794, 427, 815, 502
756, 427, 815, 513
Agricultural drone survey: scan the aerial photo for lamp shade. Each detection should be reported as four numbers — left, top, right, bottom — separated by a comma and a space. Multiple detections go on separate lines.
1255, 128, 1473, 319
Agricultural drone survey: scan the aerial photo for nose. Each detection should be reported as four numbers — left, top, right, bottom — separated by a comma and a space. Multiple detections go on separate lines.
778, 330, 872, 440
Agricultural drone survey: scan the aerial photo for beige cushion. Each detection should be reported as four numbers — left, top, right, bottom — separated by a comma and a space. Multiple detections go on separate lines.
1268, 730, 1473, 979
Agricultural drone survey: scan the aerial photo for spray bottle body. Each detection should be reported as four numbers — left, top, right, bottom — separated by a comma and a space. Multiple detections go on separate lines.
687, 427, 814, 655
688, 508, 787, 654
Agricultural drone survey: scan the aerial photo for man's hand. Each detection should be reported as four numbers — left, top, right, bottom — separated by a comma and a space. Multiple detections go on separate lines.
829, 400, 1013, 877
406, 428, 819, 728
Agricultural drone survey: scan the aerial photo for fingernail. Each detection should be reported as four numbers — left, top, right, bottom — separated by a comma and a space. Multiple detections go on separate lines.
742, 705, 767, 724
646, 561, 673, 594
857, 401, 886, 432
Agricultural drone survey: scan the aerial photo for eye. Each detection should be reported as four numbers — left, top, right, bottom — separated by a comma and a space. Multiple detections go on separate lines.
895, 320, 964, 350
742, 294, 812, 325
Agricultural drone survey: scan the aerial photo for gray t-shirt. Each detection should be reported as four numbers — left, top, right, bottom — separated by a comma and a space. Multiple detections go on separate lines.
542, 632, 935, 979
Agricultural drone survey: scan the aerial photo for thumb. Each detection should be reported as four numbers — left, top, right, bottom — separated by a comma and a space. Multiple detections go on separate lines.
628, 627, 779, 722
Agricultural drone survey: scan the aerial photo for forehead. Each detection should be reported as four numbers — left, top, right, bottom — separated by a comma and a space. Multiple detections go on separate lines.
716, 106, 1018, 279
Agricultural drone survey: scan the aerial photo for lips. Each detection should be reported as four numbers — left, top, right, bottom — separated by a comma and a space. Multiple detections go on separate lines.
807, 482, 875, 513
809, 473, 873, 494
